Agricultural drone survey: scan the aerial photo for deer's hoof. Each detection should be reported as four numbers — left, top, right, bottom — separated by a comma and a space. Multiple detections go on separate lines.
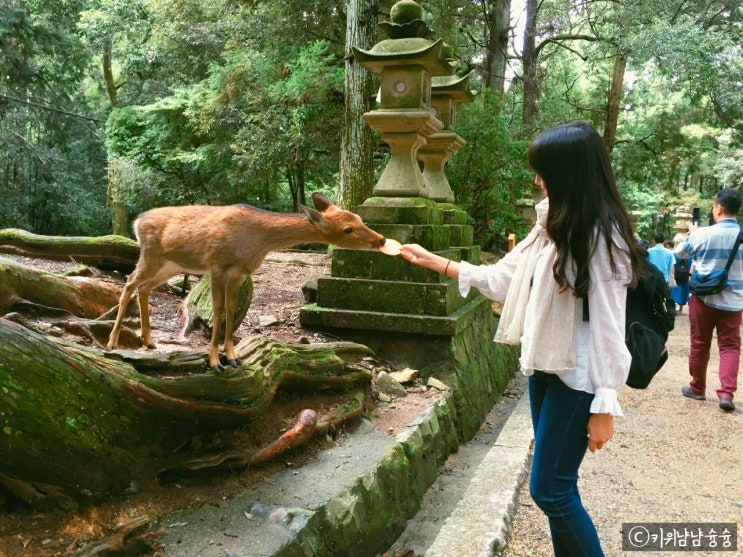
211, 364, 225, 374
105, 345, 115, 351
145, 343, 157, 349
226, 358, 240, 368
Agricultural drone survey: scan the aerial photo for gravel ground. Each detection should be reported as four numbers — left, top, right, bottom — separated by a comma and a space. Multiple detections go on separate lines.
503, 311, 743, 557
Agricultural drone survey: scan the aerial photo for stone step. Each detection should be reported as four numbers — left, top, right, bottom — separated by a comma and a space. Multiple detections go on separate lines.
300, 295, 490, 336
315, 277, 472, 316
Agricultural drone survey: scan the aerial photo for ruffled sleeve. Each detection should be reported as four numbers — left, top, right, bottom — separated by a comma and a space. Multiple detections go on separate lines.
586, 236, 632, 417
458, 255, 517, 302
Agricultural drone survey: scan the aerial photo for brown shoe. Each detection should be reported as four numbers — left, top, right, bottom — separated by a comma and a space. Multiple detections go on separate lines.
719, 397, 735, 412
682, 385, 705, 401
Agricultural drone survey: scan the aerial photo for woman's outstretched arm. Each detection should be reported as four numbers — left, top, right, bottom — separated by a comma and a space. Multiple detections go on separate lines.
399, 244, 460, 279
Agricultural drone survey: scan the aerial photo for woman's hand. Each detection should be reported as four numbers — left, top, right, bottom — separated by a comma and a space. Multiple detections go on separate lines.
587, 413, 614, 453
400, 244, 456, 277
399, 244, 433, 265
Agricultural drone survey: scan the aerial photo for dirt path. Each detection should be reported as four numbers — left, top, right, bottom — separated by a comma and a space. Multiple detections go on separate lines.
504, 311, 743, 556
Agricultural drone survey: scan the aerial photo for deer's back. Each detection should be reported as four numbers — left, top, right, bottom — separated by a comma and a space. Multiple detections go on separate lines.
133, 204, 296, 275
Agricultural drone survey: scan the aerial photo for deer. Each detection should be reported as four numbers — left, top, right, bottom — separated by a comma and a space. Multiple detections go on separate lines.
105, 193, 387, 371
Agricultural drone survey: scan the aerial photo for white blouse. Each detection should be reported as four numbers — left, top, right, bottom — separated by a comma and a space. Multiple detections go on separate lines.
458, 231, 632, 417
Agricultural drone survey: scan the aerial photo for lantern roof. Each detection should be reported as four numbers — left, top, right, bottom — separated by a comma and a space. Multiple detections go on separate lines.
353, 38, 455, 76
431, 74, 477, 103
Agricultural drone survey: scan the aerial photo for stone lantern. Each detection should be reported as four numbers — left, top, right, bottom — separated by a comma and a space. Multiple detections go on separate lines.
351, 1, 454, 197
301, 0, 518, 451
417, 74, 475, 202
514, 196, 536, 227
673, 205, 693, 238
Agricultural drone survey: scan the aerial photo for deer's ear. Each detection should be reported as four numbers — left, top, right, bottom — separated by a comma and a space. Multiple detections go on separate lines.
299, 204, 324, 226
311, 192, 333, 211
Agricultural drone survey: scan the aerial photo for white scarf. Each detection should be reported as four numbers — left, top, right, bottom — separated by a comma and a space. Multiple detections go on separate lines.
494, 198, 578, 372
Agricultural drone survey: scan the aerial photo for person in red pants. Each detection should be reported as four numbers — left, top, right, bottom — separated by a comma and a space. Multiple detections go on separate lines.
675, 188, 742, 412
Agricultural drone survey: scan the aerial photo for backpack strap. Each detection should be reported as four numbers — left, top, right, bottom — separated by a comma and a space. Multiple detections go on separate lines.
722, 229, 743, 273
582, 296, 589, 322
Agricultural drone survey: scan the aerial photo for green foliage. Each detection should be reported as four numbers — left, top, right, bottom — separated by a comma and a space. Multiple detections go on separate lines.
0, 0, 110, 235
105, 38, 346, 212
448, 91, 533, 251
2, 0, 741, 241
510, 0, 742, 236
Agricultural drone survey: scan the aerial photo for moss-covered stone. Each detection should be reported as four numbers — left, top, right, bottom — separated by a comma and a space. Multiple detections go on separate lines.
316, 277, 469, 316
447, 224, 474, 247
437, 202, 468, 225
329, 247, 460, 281
390, 0, 423, 23
283, 302, 519, 556
459, 244, 481, 264
356, 197, 442, 225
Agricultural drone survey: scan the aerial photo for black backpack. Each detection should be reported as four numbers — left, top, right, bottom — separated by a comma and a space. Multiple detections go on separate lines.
674, 258, 690, 283
583, 258, 675, 389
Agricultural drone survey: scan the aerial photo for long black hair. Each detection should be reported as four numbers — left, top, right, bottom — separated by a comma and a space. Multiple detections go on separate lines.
527, 122, 641, 297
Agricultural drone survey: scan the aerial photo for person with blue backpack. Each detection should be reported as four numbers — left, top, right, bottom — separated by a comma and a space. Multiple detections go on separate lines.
671, 242, 692, 314
399, 122, 644, 557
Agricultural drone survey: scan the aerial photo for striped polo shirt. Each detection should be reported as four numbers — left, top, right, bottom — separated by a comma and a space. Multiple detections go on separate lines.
676, 218, 743, 311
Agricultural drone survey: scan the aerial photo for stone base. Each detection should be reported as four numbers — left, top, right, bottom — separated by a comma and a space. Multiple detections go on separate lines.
301, 295, 517, 442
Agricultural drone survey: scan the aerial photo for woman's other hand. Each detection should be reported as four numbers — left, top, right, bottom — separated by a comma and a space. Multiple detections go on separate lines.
587, 413, 614, 453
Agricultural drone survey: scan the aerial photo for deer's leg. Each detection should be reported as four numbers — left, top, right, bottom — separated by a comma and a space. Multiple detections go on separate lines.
122, 264, 178, 350
208, 273, 227, 371
223, 276, 241, 367
106, 277, 139, 349
137, 288, 156, 349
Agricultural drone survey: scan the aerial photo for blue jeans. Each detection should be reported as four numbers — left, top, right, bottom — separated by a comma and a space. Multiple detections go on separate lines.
529, 371, 605, 557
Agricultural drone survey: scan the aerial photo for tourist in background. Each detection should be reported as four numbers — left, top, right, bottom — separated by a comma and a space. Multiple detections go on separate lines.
646, 233, 675, 285
675, 188, 742, 413
670, 237, 692, 314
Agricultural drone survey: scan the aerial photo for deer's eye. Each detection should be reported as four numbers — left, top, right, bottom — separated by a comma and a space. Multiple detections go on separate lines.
344, 227, 353, 235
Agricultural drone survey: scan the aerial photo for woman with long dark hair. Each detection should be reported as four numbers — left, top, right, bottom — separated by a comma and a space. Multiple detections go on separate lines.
400, 122, 642, 556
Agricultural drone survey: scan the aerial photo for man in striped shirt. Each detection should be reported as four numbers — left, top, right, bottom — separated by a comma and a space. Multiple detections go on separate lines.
676, 188, 742, 412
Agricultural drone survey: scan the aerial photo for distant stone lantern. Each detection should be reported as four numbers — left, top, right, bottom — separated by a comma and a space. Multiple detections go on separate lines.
514, 195, 536, 226
673, 205, 693, 238
418, 73, 475, 202
352, 0, 455, 197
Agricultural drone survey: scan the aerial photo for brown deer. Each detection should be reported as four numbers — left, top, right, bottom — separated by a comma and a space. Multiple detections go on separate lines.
106, 193, 386, 370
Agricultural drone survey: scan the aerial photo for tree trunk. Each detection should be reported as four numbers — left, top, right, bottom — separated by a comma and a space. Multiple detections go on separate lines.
522, 0, 540, 133
102, 39, 129, 238
0, 228, 138, 273
603, 54, 626, 153
107, 156, 130, 237
0, 320, 373, 507
484, 0, 511, 105
102, 37, 118, 108
340, 0, 379, 211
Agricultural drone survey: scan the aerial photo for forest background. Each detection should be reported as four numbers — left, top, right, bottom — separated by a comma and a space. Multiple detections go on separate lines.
1, 0, 741, 250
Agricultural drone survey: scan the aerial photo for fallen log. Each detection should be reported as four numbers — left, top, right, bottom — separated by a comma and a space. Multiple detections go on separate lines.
0, 229, 139, 273
0, 256, 121, 318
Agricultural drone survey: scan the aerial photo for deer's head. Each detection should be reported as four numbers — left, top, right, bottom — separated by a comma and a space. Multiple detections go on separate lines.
299, 193, 386, 250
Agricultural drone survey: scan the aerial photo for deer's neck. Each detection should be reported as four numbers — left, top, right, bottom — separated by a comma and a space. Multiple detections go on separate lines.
249, 211, 325, 250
